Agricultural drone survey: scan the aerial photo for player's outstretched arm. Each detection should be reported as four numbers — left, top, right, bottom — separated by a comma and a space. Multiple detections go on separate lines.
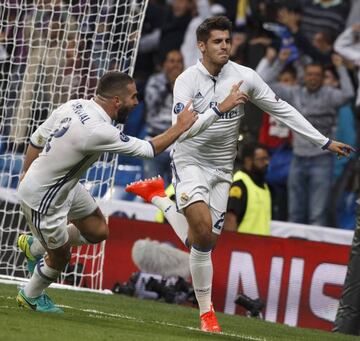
177, 81, 249, 141
325, 140, 356, 158
150, 102, 198, 155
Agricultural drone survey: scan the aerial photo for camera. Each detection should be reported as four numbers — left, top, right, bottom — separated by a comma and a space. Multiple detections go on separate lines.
234, 293, 265, 318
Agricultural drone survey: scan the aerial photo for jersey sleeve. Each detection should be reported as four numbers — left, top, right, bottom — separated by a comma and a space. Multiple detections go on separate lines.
172, 73, 221, 142
30, 106, 63, 148
249, 70, 329, 148
86, 123, 155, 158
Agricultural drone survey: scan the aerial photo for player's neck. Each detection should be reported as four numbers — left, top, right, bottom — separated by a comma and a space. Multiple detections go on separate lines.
94, 96, 113, 119
201, 59, 224, 76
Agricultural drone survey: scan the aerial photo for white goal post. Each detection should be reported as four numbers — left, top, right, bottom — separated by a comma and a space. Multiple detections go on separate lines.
0, 0, 149, 290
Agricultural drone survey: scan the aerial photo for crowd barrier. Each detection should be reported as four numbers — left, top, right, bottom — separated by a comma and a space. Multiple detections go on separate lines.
103, 217, 352, 332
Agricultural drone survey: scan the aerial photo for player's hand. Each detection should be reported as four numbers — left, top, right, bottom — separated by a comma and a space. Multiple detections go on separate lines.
176, 101, 198, 132
326, 140, 356, 158
218, 81, 249, 113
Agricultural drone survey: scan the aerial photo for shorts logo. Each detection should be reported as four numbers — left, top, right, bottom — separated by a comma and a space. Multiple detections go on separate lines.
47, 237, 57, 246
174, 102, 184, 114
180, 193, 189, 203
119, 132, 130, 142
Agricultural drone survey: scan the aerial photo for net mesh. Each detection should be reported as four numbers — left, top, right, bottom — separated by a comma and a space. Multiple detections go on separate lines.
0, 0, 148, 290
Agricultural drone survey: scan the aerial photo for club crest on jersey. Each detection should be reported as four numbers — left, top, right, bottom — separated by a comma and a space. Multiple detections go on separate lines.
119, 132, 130, 142
180, 192, 189, 203
174, 102, 184, 114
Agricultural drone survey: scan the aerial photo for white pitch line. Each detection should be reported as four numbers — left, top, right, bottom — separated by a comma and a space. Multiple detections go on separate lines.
0, 296, 267, 341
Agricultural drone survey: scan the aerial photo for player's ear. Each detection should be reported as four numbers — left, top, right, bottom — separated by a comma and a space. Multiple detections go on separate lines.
198, 41, 205, 53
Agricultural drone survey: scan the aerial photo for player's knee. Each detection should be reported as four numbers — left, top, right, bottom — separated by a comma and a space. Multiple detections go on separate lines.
193, 224, 213, 248
87, 223, 109, 243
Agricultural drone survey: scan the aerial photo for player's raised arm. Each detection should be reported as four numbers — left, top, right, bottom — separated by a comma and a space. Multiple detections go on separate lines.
150, 101, 198, 155
248, 69, 355, 156
174, 79, 249, 142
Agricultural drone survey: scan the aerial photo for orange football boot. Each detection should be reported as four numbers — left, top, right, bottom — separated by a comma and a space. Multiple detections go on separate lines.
200, 305, 221, 333
125, 176, 166, 202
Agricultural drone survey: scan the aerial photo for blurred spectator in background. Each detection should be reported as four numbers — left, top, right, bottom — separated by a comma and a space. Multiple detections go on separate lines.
323, 63, 357, 179
224, 143, 271, 236
300, 0, 349, 42
181, 0, 226, 69
257, 49, 354, 226
277, 4, 334, 65
257, 47, 295, 221
334, 23, 360, 146
158, 0, 193, 62
143, 50, 184, 185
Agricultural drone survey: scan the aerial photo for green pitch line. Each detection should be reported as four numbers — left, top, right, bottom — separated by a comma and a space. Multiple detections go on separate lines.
0, 283, 357, 341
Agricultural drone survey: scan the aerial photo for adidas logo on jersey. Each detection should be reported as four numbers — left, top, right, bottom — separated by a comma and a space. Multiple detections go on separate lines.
195, 91, 203, 99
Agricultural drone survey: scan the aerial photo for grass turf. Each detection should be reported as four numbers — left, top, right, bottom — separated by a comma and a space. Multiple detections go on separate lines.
0, 283, 357, 341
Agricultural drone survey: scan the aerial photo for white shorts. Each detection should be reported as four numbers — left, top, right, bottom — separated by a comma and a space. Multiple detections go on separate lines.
20, 183, 98, 249
171, 161, 232, 235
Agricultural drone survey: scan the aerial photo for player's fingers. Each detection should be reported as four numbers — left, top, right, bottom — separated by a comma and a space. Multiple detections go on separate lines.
185, 100, 193, 111
237, 80, 244, 88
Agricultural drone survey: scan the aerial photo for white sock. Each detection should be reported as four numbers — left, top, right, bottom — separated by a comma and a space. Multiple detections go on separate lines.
24, 258, 61, 298
30, 238, 46, 257
29, 224, 91, 258
189, 247, 213, 315
152, 196, 189, 246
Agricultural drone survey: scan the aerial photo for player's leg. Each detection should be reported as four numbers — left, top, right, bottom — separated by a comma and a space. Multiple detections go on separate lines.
68, 183, 108, 243
126, 176, 190, 247
17, 202, 68, 313
18, 184, 105, 269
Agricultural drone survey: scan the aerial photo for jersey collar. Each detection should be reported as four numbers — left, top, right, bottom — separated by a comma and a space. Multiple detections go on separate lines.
90, 98, 112, 123
196, 59, 227, 79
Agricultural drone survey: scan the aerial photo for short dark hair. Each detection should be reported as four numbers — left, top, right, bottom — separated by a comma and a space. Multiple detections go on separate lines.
96, 71, 134, 98
196, 16, 232, 43
241, 143, 268, 162
305, 62, 325, 74
279, 65, 297, 79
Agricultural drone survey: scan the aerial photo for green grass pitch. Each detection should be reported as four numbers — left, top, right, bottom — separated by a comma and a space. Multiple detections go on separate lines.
0, 283, 357, 341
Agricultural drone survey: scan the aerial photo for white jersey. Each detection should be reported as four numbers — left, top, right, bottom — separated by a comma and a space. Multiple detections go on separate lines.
172, 60, 329, 171
18, 99, 154, 214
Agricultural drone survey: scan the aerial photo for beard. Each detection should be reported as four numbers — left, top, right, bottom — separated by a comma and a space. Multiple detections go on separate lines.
115, 106, 131, 124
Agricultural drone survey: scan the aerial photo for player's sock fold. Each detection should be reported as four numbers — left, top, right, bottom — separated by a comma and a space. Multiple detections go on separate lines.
189, 246, 213, 315
152, 196, 189, 246
24, 258, 61, 298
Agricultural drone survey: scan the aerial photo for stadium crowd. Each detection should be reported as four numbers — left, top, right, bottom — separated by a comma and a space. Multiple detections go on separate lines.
1, 0, 360, 228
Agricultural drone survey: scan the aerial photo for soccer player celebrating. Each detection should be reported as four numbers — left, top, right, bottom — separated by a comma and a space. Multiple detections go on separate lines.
16, 71, 202, 313
17, 70, 248, 313
126, 16, 355, 332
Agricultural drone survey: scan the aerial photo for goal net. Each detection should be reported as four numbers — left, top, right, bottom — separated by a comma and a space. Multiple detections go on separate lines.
0, 0, 148, 290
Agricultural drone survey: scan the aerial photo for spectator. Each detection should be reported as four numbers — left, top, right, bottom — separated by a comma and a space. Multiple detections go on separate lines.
181, 0, 226, 69
258, 48, 295, 221
143, 50, 184, 185
323, 62, 357, 179
257, 50, 354, 226
158, 0, 193, 62
300, 0, 349, 42
277, 5, 333, 65
334, 23, 360, 146
224, 143, 271, 236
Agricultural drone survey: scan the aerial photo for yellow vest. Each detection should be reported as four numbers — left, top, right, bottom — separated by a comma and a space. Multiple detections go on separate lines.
233, 171, 271, 236
155, 184, 175, 223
